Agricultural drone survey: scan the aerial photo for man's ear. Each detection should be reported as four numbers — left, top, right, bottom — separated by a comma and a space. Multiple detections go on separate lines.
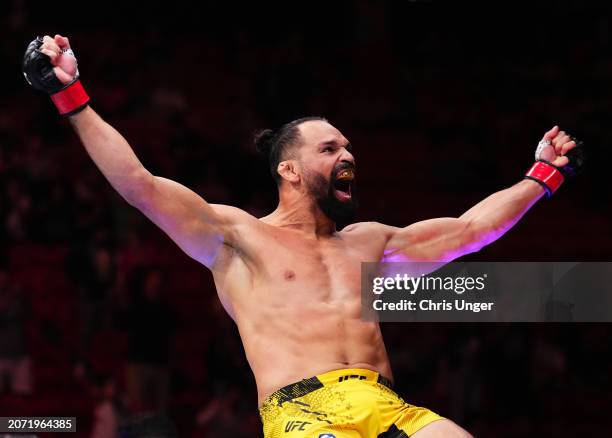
277, 160, 300, 184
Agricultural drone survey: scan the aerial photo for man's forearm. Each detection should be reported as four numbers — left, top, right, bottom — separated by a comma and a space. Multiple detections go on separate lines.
460, 179, 546, 247
69, 106, 151, 205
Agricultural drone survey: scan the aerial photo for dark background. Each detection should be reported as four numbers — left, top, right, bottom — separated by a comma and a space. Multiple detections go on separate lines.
1, 1, 611, 436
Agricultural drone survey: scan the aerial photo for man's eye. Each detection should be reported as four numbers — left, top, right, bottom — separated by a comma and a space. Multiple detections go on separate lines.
322, 147, 333, 153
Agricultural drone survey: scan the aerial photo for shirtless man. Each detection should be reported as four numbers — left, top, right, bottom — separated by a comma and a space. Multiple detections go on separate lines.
23, 34, 583, 437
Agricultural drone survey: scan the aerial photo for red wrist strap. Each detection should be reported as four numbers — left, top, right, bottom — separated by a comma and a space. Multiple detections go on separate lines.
525, 161, 564, 198
50, 79, 90, 116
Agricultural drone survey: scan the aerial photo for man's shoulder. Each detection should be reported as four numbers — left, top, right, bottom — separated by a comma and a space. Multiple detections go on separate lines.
210, 204, 255, 221
208, 205, 271, 253
341, 221, 399, 237
210, 204, 269, 233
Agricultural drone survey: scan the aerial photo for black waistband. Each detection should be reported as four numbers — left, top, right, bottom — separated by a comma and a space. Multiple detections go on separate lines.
266, 372, 394, 407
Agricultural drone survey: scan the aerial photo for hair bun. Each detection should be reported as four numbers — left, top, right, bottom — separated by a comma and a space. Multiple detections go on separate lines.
254, 129, 276, 155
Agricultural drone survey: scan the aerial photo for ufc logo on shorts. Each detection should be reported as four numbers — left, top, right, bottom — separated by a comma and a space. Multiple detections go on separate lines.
285, 420, 311, 432
338, 374, 367, 382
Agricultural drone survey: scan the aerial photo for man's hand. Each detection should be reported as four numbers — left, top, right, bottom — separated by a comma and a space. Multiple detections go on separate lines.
527, 125, 585, 197
537, 125, 578, 168
23, 34, 89, 116
23, 34, 77, 90
38, 34, 77, 84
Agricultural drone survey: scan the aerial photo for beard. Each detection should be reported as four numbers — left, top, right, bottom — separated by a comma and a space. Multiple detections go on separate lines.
304, 165, 359, 225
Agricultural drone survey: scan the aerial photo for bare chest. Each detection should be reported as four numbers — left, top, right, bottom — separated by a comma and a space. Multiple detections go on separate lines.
246, 229, 386, 304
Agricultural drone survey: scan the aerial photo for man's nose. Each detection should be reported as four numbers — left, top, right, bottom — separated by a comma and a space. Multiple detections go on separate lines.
339, 148, 355, 166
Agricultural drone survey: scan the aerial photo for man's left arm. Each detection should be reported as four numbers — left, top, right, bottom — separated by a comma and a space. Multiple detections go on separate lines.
383, 126, 583, 262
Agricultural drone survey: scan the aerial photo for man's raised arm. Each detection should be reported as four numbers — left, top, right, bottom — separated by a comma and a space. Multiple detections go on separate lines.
70, 107, 233, 267
23, 34, 236, 268
383, 126, 584, 263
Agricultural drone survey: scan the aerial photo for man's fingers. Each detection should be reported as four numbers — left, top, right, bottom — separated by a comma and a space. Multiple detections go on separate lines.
553, 132, 569, 154
553, 131, 566, 142
551, 156, 570, 168
557, 134, 570, 143
540, 126, 581, 169
39, 48, 59, 64
543, 125, 559, 141
561, 140, 577, 156
42, 36, 60, 51
41, 38, 61, 54
558, 135, 571, 150
54, 34, 70, 50
53, 66, 73, 84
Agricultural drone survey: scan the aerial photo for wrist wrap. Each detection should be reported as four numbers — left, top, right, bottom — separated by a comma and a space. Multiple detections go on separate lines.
49, 79, 89, 116
524, 160, 564, 198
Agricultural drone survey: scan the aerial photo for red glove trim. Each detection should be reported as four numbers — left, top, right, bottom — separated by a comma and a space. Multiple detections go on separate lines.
525, 161, 564, 198
50, 79, 90, 116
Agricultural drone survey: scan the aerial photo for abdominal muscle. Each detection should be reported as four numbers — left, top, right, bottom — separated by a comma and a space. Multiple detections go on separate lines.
230, 286, 394, 406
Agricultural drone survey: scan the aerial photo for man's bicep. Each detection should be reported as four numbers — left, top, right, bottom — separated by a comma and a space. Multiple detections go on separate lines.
384, 217, 477, 262
134, 175, 234, 267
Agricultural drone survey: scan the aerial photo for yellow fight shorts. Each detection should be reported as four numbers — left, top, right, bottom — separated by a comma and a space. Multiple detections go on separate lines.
259, 368, 444, 437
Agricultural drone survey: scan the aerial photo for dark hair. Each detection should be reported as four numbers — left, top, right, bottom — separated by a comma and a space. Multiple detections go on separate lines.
254, 116, 327, 184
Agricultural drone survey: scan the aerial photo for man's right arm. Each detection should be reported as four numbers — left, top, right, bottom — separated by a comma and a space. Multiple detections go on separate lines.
24, 34, 242, 269
70, 106, 233, 268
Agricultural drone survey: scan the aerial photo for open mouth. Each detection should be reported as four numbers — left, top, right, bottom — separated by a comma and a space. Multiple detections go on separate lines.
333, 169, 354, 201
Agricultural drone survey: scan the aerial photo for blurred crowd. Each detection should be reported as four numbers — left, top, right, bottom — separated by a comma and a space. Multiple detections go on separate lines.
1, 1, 612, 436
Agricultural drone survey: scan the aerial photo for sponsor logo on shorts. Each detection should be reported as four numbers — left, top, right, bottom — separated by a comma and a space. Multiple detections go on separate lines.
284, 420, 311, 432
318, 434, 336, 438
